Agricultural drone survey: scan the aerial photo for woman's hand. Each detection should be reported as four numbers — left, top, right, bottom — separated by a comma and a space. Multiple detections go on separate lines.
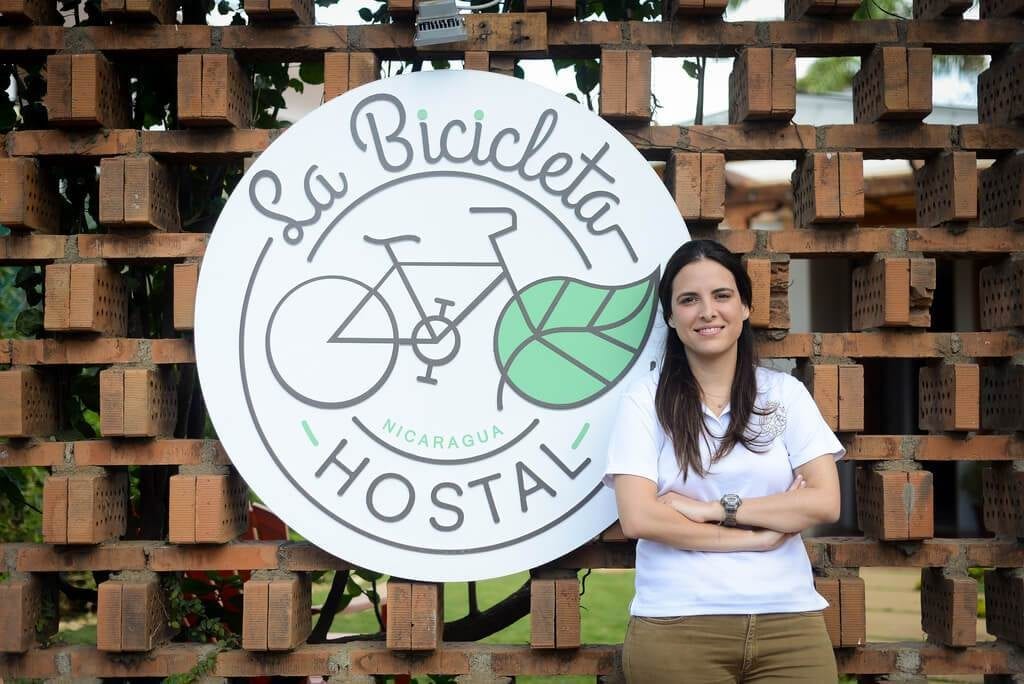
657, 474, 807, 523
657, 491, 717, 523
749, 529, 796, 551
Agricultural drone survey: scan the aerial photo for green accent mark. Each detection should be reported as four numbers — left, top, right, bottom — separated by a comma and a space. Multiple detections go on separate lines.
417, 108, 428, 120
474, 109, 484, 121
572, 422, 590, 450
302, 420, 319, 447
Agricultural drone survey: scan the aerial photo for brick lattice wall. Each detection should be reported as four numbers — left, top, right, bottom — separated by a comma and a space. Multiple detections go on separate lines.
2, 1, 1024, 680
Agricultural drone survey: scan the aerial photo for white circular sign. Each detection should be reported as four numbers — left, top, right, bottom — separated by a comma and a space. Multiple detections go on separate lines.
196, 70, 689, 581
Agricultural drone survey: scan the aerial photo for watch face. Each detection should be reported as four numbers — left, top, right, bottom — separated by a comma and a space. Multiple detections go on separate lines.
722, 494, 741, 510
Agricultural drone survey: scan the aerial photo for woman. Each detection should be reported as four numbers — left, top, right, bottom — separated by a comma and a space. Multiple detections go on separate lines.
604, 239, 843, 683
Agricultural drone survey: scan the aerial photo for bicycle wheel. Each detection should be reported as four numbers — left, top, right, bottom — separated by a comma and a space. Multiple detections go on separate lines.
265, 275, 399, 409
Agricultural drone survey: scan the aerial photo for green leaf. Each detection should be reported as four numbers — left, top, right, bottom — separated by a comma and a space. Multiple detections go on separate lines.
15, 307, 43, 337
0, 470, 31, 511
575, 59, 599, 95
288, 78, 304, 93
682, 59, 699, 80
494, 271, 658, 409
299, 61, 324, 85
358, 6, 373, 20
217, 0, 230, 14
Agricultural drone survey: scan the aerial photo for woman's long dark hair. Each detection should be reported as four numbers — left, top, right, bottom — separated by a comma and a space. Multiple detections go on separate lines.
654, 239, 771, 480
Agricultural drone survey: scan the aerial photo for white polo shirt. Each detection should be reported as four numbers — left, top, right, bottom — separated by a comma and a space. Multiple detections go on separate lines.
603, 366, 845, 617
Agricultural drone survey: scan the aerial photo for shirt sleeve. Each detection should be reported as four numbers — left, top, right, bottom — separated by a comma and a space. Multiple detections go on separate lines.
602, 385, 662, 490
782, 375, 846, 470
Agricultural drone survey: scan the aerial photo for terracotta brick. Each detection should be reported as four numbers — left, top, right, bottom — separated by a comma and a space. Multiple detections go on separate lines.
97, 573, 171, 652
830, 538, 958, 568
981, 363, 1024, 431
661, 0, 726, 19
0, 575, 57, 653
804, 363, 839, 430
242, 572, 312, 651
816, 576, 841, 646
984, 569, 1024, 646
45, 53, 131, 128
855, 468, 934, 540
101, 0, 177, 23
14, 542, 146, 572
920, 568, 977, 647
838, 364, 864, 432
524, 0, 575, 17
73, 439, 212, 466
100, 367, 178, 437
324, 51, 380, 101
0, 368, 59, 438
852, 257, 935, 329
42, 471, 128, 545
982, 466, 1024, 537
386, 580, 443, 650
245, 0, 314, 22
173, 262, 199, 331
980, 258, 1024, 330
664, 151, 725, 223
853, 46, 933, 122
914, 151, 977, 226
913, 0, 973, 17
0, 157, 62, 233
0, 440, 66, 467
386, 0, 415, 18
792, 151, 864, 227
463, 51, 490, 71
99, 155, 181, 231
0, 234, 66, 262
0, 0, 62, 23
919, 363, 980, 432
980, 0, 1024, 16
43, 263, 71, 331
728, 47, 796, 123
77, 232, 208, 259
168, 471, 249, 544
979, 154, 1024, 228
44, 263, 129, 335
817, 575, 866, 648
107, 0, 174, 21
784, 0, 860, 18
599, 48, 651, 122
978, 51, 1024, 125
177, 53, 252, 128
530, 570, 579, 649
746, 258, 772, 329
147, 541, 282, 571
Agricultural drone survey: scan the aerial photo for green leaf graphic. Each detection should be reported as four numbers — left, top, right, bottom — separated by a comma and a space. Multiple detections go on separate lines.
494, 270, 659, 409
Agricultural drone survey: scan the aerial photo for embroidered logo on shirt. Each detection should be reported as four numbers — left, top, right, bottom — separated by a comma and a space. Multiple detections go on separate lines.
755, 401, 788, 441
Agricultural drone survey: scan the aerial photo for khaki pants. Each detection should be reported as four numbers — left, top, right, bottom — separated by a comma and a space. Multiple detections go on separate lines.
622, 611, 838, 683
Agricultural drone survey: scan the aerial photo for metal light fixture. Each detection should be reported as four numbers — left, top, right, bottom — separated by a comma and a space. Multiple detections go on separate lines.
413, 0, 468, 48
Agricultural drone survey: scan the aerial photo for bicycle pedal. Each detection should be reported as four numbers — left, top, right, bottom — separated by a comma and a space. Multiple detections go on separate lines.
416, 375, 439, 386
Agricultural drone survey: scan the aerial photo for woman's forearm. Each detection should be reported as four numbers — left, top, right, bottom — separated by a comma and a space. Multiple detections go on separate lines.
620, 501, 776, 552
726, 489, 839, 533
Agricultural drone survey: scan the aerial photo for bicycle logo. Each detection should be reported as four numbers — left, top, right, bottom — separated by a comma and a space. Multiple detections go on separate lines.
266, 206, 659, 412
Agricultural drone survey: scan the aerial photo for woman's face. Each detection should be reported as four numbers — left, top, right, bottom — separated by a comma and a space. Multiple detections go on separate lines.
667, 258, 750, 360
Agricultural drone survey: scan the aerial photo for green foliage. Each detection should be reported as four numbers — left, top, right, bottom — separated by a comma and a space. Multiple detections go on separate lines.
0, 467, 46, 543
797, 56, 859, 94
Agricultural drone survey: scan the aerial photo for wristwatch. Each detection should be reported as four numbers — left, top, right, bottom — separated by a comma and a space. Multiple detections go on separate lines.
720, 493, 742, 527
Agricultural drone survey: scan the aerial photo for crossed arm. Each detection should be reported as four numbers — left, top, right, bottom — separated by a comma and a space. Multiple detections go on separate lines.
613, 454, 841, 552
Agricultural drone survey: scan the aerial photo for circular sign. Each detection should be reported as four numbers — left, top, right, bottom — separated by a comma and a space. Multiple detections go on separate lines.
196, 70, 689, 581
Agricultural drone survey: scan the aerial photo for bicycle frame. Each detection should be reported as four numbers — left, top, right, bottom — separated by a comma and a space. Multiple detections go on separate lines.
327, 207, 519, 384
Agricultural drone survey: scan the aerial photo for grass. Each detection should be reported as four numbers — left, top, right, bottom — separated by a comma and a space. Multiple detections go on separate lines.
315, 569, 636, 684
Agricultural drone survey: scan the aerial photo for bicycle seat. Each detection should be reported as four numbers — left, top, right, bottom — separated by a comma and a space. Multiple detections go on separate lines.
363, 234, 422, 245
